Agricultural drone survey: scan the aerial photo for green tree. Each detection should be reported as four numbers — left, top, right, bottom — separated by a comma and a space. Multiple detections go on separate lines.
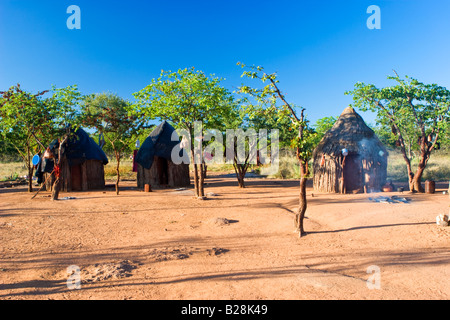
44, 85, 84, 200
441, 121, 450, 150
346, 72, 450, 192
225, 104, 263, 188
238, 62, 318, 237
132, 67, 236, 198
313, 116, 337, 141
0, 84, 82, 198
82, 93, 141, 195
0, 84, 50, 192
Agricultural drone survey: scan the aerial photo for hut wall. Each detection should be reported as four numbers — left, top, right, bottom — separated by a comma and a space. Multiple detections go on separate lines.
44, 159, 105, 192
85, 160, 106, 190
137, 159, 160, 188
313, 152, 387, 194
313, 154, 342, 193
137, 156, 190, 189
167, 160, 191, 187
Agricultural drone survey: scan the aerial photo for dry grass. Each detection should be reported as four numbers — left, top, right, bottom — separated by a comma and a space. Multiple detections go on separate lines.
387, 149, 450, 182
0, 162, 28, 181
104, 159, 136, 181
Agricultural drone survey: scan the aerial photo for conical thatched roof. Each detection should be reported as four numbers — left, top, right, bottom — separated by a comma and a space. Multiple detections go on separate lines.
314, 107, 387, 158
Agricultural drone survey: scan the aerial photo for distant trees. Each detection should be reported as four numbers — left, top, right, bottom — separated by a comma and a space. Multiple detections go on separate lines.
313, 116, 337, 141
82, 93, 141, 195
227, 103, 279, 188
347, 73, 450, 192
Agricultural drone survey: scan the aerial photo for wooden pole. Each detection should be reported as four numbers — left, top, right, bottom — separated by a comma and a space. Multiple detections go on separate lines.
31, 169, 55, 200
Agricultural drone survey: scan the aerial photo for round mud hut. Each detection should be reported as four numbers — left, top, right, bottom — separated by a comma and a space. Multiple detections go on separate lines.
136, 121, 190, 190
313, 107, 388, 194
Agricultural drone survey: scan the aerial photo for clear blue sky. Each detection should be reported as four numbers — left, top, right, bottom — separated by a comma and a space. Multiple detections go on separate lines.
1, 0, 450, 125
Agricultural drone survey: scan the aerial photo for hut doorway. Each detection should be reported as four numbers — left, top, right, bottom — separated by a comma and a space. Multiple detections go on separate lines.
155, 157, 169, 186
71, 164, 83, 191
343, 155, 363, 193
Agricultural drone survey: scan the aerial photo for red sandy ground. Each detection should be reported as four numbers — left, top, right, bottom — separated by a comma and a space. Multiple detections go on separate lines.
0, 174, 449, 300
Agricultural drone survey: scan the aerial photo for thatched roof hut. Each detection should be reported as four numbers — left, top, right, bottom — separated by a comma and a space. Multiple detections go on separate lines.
36, 128, 109, 192
313, 107, 388, 194
136, 121, 190, 189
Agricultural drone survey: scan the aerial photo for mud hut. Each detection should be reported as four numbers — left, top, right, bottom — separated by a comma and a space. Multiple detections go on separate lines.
313, 107, 388, 194
36, 128, 109, 192
136, 121, 190, 189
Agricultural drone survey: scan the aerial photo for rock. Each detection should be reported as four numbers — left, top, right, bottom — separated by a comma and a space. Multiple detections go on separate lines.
81, 260, 138, 283
436, 214, 449, 227
206, 192, 218, 197
207, 247, 229, 256
210, 217, 230, 226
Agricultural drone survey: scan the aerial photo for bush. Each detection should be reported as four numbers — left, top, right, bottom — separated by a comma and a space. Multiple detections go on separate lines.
258, 149, 311, 179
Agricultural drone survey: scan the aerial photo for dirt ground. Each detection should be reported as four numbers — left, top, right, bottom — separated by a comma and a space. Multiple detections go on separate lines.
0, 174, 449, 300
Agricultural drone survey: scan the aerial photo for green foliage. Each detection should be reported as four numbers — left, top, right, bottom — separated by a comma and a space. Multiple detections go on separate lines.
0, 84, 83, 151
237, 62, 317, 165
313, 116, 337, 140
290, 123, 318, 162
0, 84, 49, 162
46, 85, 83, 132
241, 102, 297, 148
346, 74, 450, 151
82, 92, 140, 157
132, 67, 237, 134
0, 140, 18, 160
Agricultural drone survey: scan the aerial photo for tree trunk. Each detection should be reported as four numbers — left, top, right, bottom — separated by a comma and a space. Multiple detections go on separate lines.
233, 161, 249, 189
410, 151, 429, 193
115, 152, 121, 195
295, 110, 308, 238
27, 165, 34, 193
295, 161, 308, 237
51, 160, 63, 201
199, 163, 205, 197
238, 173, 245, 188
411, 170, 425, 193
50, 135, 69, 201
26, 150, 33, 192
51, 177, 61, 201
202, 164, 207, 180
399, 142, 416, 192
234, 164, 245, 188
193, 163, 200, 197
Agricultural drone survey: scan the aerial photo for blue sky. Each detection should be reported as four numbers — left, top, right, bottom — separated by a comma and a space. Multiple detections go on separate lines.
1, 0, 450, 125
